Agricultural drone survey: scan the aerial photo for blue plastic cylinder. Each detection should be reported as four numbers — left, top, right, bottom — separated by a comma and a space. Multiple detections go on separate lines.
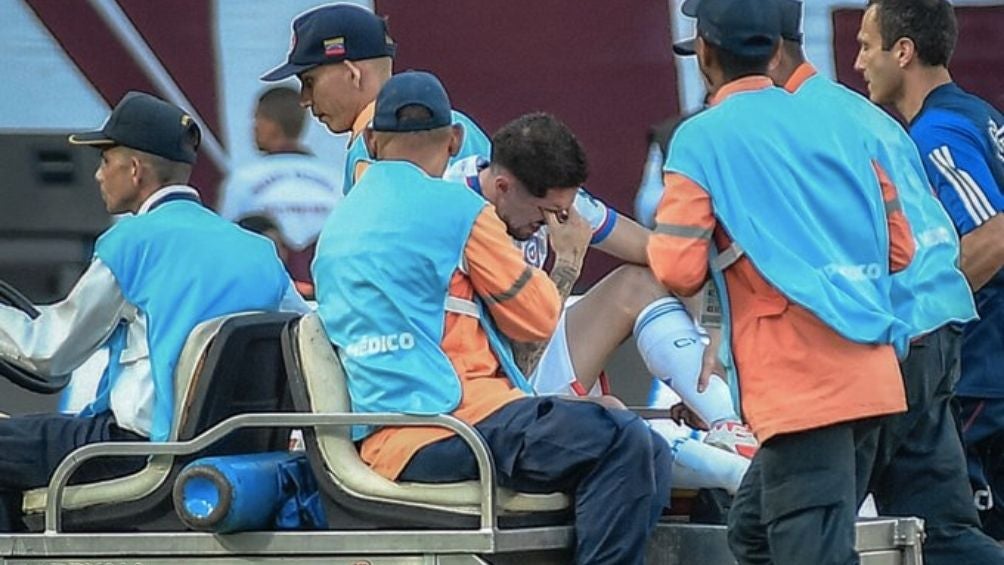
173, 451, 302, 533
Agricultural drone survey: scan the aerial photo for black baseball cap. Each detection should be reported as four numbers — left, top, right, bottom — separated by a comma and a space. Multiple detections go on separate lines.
261, 3, 396, 82
673, 0, 782, 58
780, 0, 803, 43
372, 71, 452, 133
69, 91, 201, 164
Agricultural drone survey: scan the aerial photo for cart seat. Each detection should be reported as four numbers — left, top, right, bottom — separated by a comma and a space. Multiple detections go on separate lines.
22, 311, 298, 531
283, 313, 571, 530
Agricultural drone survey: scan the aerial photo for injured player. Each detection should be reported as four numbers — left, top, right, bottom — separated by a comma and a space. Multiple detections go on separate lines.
443, 112, 751, 493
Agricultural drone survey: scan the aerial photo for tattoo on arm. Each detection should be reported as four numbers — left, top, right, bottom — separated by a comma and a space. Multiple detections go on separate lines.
548, 259, 581, 304
511, 259, 582, 376
511, 341, 547, 377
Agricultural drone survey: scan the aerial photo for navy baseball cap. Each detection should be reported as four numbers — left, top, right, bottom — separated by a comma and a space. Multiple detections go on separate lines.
69, 91, 201, 164
372, 71, 452, 133
780, 0, 803, 43
261, 3, 396, 82
673, 0, 782, 58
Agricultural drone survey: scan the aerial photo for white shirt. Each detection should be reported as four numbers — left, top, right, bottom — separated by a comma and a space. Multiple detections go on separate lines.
0, 185, 309, 436
218, 152, 343, 250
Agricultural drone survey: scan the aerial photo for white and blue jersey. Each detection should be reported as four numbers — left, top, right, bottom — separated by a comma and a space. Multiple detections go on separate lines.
443, 155, 616, 269
910, 82, 1004, 397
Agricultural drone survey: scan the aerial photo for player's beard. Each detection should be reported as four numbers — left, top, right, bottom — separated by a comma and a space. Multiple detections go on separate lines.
508, 223, 540, 241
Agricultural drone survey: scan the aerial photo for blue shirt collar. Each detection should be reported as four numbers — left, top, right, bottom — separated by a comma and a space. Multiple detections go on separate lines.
913, 82, 962, 126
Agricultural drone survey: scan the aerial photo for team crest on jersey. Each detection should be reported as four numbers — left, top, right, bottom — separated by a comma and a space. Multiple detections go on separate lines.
520, 232, 549, 269
990, 118, 1004, 164
523, 238, 542, 268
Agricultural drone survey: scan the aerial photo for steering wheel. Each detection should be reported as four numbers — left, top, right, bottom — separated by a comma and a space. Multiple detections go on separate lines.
0, 279, 71, 394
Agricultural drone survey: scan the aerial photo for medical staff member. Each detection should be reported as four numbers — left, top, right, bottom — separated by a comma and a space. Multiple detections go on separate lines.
0, 91, 305, 531
261, 3, 489, 194
313, 70, 671, 564
650, 0, 913, 562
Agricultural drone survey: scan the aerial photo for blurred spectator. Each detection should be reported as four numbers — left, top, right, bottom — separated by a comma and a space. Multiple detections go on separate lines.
217, 86, 342, 282
634, 98, 709, 227
635, 116, 688, 227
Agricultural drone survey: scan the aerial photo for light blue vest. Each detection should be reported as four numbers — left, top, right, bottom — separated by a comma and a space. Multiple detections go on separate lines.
666, 84, 908, 348
314, 161, 533, 440
85, 197, 290, 441
342, 109, 491, 195
796, 75, 976, 347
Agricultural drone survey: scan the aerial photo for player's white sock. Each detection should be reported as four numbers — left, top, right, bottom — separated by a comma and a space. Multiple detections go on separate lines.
647, 379, 682, 409
650, 419, 749, 494
634, 297, 738, 425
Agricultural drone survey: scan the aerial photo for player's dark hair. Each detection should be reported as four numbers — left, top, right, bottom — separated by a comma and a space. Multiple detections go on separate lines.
257, 86, 306, 139
867, 0, 957, 67
491, 112, 588, 198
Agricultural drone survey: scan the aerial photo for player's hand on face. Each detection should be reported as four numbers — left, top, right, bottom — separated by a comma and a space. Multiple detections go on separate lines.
544, 206, 591, 262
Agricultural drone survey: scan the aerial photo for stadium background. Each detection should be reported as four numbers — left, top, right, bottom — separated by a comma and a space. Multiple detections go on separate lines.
0, 0, 1001, 411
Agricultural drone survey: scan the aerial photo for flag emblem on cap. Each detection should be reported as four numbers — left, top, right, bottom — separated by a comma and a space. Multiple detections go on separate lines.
324, 37, 346, 57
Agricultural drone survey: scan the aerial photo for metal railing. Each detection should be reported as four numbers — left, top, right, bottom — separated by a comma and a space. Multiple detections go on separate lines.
44, 412, 498, 533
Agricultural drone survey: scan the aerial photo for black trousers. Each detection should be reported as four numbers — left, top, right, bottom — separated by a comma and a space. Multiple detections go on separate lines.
870, 327, 1004, 564
727, 419, 880, 565
400, 397, 672, 565
0, 411, 145, 531
958, 394, 1004, 541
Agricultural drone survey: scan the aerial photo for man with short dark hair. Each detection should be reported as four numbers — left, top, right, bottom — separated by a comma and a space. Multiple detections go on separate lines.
262, 3, 489, 194
855, 0, 1004, 540
0, 91, 304, 531
651, 0, 915, 562
313, 71, 671, 563
218, 85, 342, 286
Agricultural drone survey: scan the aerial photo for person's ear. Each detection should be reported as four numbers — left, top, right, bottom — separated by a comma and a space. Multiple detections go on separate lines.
345, 60, 363, 89
448, 124, 463, 157
894, 37, 915, 68
696, 36, 711, 72
768, 41, 783, 72
129, 155, 144, 186
496, 173, 512, 195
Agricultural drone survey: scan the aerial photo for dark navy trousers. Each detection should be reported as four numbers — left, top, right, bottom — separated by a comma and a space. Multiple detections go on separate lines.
871, 327, 1004, 564
399, 396, 672, 564
727, 419, 880, 565
0, 411, 145, 531
959, 394, 1004, 542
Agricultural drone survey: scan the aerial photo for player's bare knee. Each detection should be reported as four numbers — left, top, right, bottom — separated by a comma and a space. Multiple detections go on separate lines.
609, 264, 669, 315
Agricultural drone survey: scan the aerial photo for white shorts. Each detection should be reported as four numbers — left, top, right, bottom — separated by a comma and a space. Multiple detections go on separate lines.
529, 297, 605, 398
